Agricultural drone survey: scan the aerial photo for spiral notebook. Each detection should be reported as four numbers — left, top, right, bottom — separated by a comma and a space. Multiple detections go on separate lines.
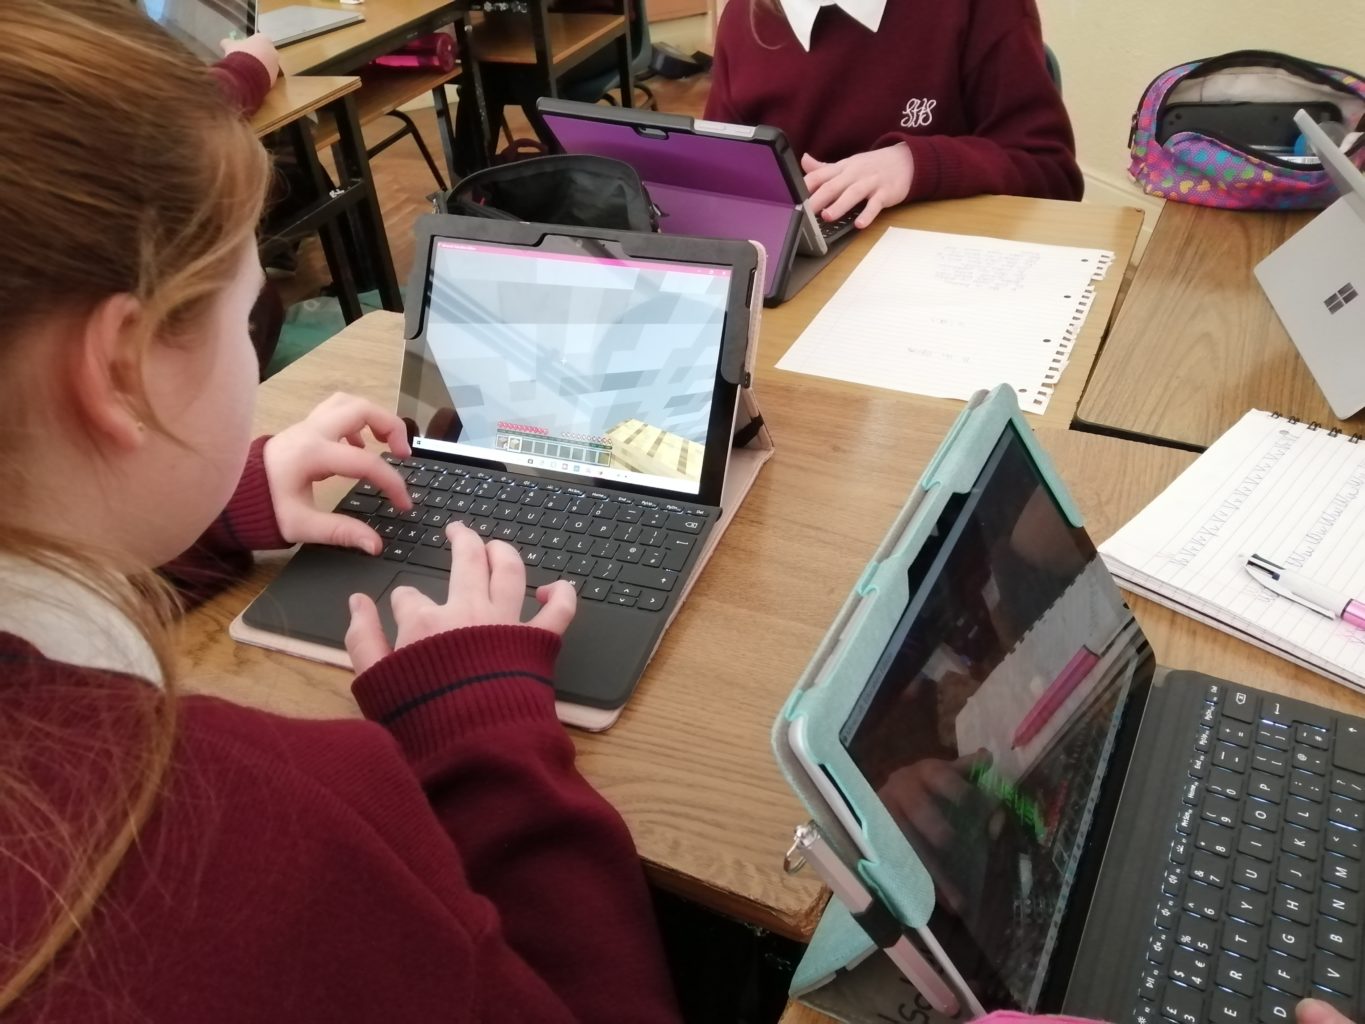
774, 228, 1113, 413
1099, 409, 1365, 691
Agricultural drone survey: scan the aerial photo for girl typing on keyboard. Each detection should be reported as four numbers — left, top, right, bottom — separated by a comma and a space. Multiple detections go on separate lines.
0, 3, 677, 1020
705, 0, 1084, 229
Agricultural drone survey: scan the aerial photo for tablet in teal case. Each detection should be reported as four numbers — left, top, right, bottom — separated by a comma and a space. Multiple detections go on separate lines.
771, 385, 1084, 1013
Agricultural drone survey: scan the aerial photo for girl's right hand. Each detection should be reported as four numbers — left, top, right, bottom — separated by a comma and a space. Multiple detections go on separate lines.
221, 33, 281, 83
345, 522, 578, 673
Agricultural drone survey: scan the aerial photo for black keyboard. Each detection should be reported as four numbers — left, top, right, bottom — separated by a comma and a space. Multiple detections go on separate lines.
335, 454, 714, 613
819, 208, 858, 243
1133, 683, 1365, 1024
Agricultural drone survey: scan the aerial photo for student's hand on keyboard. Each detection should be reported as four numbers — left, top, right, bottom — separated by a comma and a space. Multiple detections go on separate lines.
1298, 997, 1355, 1024
345, 523, 578, 673
264, 393, 413, 556
801, 143, 914, 230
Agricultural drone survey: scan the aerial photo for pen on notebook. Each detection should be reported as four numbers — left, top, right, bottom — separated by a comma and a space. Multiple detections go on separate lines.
1011, 646, 1099, 749
1243, 553, 1365, 628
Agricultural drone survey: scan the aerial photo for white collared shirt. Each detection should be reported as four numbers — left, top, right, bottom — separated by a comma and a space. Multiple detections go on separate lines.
0, 555, 163, 686
781, 0, 887, 51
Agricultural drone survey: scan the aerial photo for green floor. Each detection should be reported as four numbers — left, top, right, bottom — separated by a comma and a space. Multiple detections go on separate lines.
265, 289, 387, 379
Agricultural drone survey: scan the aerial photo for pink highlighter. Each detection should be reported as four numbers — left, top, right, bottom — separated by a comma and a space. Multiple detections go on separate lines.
1011, 646, 1100, 749
1244, 553, 1365, 629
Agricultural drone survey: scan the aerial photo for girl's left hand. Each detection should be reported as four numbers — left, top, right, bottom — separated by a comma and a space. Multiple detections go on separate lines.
263, 393, 413, 555
802, 143, 914, 230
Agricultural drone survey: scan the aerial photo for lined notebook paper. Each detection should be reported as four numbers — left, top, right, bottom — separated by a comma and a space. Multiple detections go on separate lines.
776, 228, 1114, 413
1100, 410, 1365, 690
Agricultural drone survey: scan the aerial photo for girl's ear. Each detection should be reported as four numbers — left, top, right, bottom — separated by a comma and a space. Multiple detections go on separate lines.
64, 294, 148, 451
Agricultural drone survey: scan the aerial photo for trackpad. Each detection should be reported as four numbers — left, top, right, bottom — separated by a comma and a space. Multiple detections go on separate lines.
375, 572, 450, 643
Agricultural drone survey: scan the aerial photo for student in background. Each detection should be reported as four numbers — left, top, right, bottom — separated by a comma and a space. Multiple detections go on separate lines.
0, 3, 679, 1020
705, 0, 1084, 229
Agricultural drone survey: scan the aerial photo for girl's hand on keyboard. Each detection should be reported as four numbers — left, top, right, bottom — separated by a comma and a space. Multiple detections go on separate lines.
264, 392, 413, 555
1297, 998, 1353, 1024
802, 143, 914, 230
345, 523, 578, 673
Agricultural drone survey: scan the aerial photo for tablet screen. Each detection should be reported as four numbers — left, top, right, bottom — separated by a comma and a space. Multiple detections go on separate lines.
139, 0, 253, 63
840, 426, 1138, 1009
406, 238, 732, 498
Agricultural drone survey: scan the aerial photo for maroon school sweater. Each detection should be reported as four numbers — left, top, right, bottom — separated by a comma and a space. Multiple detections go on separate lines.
2, 439, 681, 1022
210, 50, 272, 117
705, 0, 1083, 203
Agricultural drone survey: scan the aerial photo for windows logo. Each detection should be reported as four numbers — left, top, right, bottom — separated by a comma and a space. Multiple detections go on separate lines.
1324, 283, 1359, 315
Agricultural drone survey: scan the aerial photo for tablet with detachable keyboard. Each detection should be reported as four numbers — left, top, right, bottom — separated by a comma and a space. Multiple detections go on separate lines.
537, 98, 858, 307
775, 384, 1365, 1024
232, 215, 772, 732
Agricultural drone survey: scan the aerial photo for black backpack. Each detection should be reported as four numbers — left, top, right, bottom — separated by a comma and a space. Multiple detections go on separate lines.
438, 154, 658, 233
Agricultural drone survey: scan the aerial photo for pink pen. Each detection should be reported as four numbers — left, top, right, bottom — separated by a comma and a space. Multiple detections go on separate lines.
1011, 646, 1100, 749
1245, 553, 1365, 628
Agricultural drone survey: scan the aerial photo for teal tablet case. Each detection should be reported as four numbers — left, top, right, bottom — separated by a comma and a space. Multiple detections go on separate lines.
771, 385, 1084, 1012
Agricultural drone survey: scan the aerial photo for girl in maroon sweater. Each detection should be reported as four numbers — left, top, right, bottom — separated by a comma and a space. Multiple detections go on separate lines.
705, 0, 1084, 229
0, 3, 679, 1020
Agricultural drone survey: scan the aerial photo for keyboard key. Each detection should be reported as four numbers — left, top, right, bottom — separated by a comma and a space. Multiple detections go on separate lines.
1264, 953, 1307, 996
376, 522, 400, 540
1169, 947, 1211, 990
1314, 953, 1355, 996
408, 545, 452, 573
1229, 888, 1269, 926
1327, 826, 1363, 861
558, 575, 584, 593
493, 523, 518, 541
1149, 931, 1173, 963
421, 511, 449, 528
565, 556, 593, 576
1239, 828, 1276, 862
582, 580, 610, 601
1273, 886, 1313, 925
1255, 748, 1290, 777
1329, 797, 1364, 829
1219, 721, 1253, 747
1317, 918, 1358, 960
383, 543, 412, 562
1172, 835, 1192, 865
1202, 794, 1239, 827
422, 530, 446, 547
1160, 982, 1203, 1024
1223, 917, 1259, 954
1184, 879, 1222, 919
1299, 725, 1330, 750
1259, 723, 1294, 751
1209, 767, 1243, 799
341, 494, 381, 515
589, 521, 614, 538
1163, 869, 1184, 897
1217, 953, 1256, 997
1331, 769, 1365, 801
1282, 826, 1320, 861
607, 593, 637, 607
1196, 728, 1214, 753
568, 536, 594, 555
619, 565, 680, 592
1294, 745, 1328, 774
1291, 772, 1325, 802
638, 591, 666, 611
1324, 856, 1360, 892
1180, 913, 1217, 952
1286, 797, 1324, 829
1135, 998, 1158, 1024
1177, 805, 1197, 835
399, 509, 423, 523
1210, 989, 1253, 1024
543, 531, 568, 550
1265, 698, 1330, 731
641, 510, 669, 528
666, 512, 704, 534
1269, 918, 1310, 959
473, 520, 495, 537
1233, 857, 1271, 893
1243, 800, 1280, 832
399, 526, 424, 544
612, 523, 640, 543
521, 549, 543, 567
515, 527, 543, 546
1278, 858, 1318, 897
1221, 687, 1258, 723
1156, 894, 1180, 930
1190, 851, 1228, 887
1322, 885, 1360, 925
1248, 771, 1285, 803
1197, 821, 1234, 857
515, 508, 542, 526
523, 565, 559, 589
1215, 744, 1247, 773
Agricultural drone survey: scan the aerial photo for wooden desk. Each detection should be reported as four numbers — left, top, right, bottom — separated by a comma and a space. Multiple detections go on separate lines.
1076, 201, 1365, 449
179, 296, 1365, 946
249, 74, 359, 138
761, 195, 1145, 428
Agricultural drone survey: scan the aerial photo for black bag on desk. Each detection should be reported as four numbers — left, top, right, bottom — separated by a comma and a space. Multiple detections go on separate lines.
437, 154, 659, 233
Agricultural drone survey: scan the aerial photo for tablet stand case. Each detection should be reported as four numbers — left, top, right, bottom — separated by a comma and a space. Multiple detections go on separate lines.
769, 388, 1086, 1023
229, 249, 774, 732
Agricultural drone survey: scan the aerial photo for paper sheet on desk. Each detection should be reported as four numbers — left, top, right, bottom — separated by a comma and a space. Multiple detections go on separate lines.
1100, 410, 1365, 691
775, 228, 1113, 413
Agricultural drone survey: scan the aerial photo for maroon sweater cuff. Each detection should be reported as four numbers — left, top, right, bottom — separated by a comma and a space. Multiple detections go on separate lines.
212, 436, 291, 552
210, 52, 273, 117
874, 133, 946, 203
353, 625, 563, 759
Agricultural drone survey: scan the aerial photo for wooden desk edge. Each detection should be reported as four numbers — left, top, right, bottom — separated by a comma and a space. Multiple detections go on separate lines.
250, 75, 361, 138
